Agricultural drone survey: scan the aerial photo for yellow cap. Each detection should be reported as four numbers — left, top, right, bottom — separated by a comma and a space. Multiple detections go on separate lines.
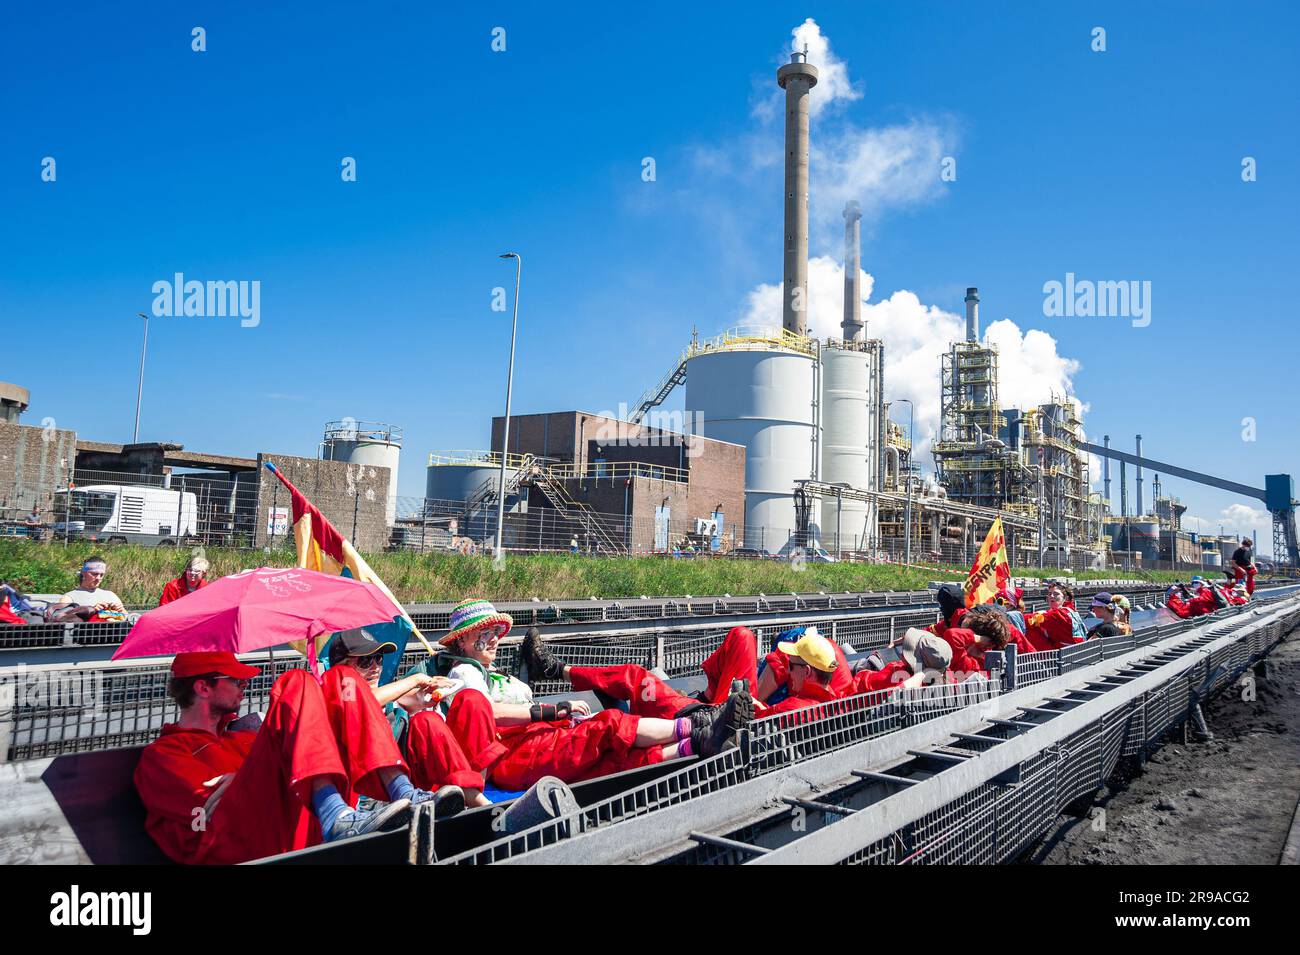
776, 631, 838, 673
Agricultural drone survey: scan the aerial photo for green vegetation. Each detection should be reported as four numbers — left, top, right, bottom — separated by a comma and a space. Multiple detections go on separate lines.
0, 538, 1202, 607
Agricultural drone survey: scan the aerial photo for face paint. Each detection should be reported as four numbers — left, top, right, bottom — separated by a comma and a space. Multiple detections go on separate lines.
473, 631, 495, 652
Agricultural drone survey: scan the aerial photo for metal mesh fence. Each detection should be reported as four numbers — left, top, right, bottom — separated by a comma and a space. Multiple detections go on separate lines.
444, 598, 1299, 865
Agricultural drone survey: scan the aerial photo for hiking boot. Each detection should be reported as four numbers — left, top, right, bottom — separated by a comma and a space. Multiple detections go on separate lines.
691, 689, 754, 758
675, 701, 719, 730
324, 798, 412, 843
411, 785, 466, 819
521, 626, 566, 682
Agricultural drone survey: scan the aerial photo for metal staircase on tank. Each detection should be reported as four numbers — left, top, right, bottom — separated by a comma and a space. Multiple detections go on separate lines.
629, 351, 690, 425
529, 469, 627, 554
459, 454, 536, 524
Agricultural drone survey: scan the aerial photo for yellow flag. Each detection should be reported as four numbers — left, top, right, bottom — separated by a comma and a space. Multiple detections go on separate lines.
964, 517, 1010, 609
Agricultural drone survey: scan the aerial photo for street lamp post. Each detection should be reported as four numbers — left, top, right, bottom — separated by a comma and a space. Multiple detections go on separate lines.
896, 399, 914, 565
134, 312, 150, 442
494, 253, 521, 565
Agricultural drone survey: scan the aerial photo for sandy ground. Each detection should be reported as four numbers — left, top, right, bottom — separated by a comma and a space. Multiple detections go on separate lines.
1029, 633, 1300, 865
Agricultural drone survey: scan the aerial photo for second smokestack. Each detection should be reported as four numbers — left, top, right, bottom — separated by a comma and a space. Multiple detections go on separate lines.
965, 287, 980, 343
842, 200, 863, 342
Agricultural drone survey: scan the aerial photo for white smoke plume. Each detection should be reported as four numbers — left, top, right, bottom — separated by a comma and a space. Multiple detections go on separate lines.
740, 256, 1085, 475
790, 18, 861, 116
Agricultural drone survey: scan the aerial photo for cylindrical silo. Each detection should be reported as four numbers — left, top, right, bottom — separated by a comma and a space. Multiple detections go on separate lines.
322, 421, 402, 526
819, 342, 881, 554
685, 330, 818, 553
425, 452, 518, 504
426, 452, 521, 541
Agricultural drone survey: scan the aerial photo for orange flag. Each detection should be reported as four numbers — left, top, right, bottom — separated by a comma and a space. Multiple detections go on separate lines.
964, 517, 1010, 609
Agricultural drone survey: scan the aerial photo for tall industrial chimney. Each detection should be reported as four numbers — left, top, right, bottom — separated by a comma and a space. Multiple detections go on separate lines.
778, 49, 818, 337
841, 200, 863, 342
1135, 434, 1144, 516
1103, 434, 1111, 507
964, 287, 980, 342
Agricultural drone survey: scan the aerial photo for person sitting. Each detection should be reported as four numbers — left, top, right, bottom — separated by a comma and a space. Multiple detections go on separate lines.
1165, 578, 1218, 618
134, 651, 452, 865
418, 599, 754, 793
1231, 538, 1257, 595
851, 628, 954, 694
1226, 582, 1250, 606
1086, 591, 1127, 637
47, 556, 127, 622
325, 627, 482, 809
1023, 582, 1087, 651
159, 556, 211, 605
925, 583, 968, 638
755, 625, 857, 704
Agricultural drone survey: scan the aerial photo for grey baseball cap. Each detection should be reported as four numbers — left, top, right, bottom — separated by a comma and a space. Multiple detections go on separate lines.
899, 627, 952, 674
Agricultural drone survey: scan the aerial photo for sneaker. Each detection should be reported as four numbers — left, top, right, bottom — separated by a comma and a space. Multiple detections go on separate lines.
324, 798, 412, 843
691, 689, 754, 758
521, 626, 566, 681
410, 785, 466, 819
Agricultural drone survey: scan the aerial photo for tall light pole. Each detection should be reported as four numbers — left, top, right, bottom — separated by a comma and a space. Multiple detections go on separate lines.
494, 253, 521, 565
133, 312, 150, 443
896, 398, 914, 565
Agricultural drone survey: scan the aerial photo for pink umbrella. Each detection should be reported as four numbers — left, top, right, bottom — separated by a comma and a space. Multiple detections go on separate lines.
113, 567, 405, 662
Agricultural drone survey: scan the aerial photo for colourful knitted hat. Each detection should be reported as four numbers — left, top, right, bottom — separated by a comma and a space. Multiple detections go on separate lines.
442, 598, 513, 647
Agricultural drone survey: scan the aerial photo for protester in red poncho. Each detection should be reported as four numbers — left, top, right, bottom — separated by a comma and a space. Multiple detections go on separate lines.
427, 601, 754, 792
1165, 579, 1218, 619
937, 605, 1013, 675
925, 583, 968, 639
1231, 538, 1257, 595
852, 628, 955, 694
1024, 582, 1087, 651
134, 651, 454, 865
158, 556, 210, 606
525, 623, 850, 727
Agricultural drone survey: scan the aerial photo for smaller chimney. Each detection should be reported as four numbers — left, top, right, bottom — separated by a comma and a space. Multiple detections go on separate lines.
964, 287, 980, 343
841, 201, 864, 342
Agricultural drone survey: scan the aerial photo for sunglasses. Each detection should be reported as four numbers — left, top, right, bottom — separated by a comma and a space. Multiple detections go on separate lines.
207, 675, 250, 689
351, 653, 385, 667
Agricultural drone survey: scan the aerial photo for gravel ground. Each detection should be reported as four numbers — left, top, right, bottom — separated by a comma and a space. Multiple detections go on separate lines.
1029, 633, 1300, 865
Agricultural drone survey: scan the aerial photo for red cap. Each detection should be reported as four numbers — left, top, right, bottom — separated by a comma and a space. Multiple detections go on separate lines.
170, 651, 261, 680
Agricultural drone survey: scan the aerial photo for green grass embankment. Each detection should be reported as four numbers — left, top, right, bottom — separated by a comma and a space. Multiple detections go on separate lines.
0, 538, 1201, 608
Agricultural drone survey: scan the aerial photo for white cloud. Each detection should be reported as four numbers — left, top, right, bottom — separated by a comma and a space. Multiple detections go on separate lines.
811, 120, 955, 248
1183, 503, 1270, 542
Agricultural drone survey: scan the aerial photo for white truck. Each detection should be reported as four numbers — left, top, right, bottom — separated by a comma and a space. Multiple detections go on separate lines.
53, 484, 198, 546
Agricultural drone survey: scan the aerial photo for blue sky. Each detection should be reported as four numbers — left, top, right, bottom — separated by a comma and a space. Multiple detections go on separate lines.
3, 2, 1296, 551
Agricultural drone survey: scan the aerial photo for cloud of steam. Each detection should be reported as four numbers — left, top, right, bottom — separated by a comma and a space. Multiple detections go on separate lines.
740, 257, 1085, 476
1183, 503, 1270, 543
790, 18, 861, 116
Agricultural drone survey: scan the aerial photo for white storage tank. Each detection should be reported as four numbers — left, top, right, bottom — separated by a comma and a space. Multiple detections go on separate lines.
819, 341, 882, 553
684, 328, 819, 553
322, 420, 402, 527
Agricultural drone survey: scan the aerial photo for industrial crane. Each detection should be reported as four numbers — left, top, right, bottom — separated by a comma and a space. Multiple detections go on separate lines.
1078, 441, 1297, 568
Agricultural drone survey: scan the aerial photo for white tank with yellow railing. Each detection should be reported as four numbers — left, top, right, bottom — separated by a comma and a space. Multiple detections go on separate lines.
684, 326, 820, 553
